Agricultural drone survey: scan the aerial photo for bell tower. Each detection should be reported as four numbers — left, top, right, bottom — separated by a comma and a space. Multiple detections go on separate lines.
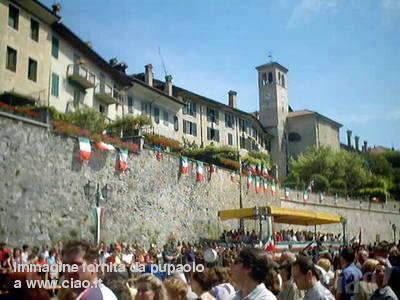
256, 61, 289, 178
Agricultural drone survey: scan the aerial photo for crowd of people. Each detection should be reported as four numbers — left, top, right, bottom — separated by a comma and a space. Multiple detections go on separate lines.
0, 238, 399, 300
219, 229, 342, 245
275, 230, 342, 243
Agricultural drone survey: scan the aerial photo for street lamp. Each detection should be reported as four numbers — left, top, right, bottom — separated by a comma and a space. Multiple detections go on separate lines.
83, 181, 112, 245
341, 217, 347, 246
392, 224, 397, 244
84, 181, 112, 207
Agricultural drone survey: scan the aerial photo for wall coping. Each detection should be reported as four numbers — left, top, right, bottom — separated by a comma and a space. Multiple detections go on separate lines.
0, 111, 50, 129
281, 198, 400, 215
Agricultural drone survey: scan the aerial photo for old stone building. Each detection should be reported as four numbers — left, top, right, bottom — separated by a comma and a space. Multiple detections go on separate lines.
0, 0, 343, 179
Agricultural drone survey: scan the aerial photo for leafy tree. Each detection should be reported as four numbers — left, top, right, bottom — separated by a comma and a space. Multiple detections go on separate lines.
310, 174, 330, 193
107, 115, 152, 137
64, 107, 106, 134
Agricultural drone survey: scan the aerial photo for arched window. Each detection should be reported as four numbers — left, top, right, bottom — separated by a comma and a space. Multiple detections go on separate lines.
288, 132, 301, 142
174, 116, 179, 131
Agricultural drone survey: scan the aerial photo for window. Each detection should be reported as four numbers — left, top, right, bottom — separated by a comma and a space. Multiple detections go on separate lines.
228, 133, 233, 146
51, 36, 59, 59
252, 126, 257, 138
207, 127, 220, 142
245, 120, 251, 135
99, 104, 105, 114
240, 136, 246, 149
183, 120, 197, 136
30, 19, 39, 42
128, 96, 133, 113
141, 102, 150, 116
282, 75, 285, 88
268, 72, 273, 84
28, 58, 37, 82
207, 108, 219, 124
8, 5, 19, 30
251, 141, 258, 151
163, 111, 169, 126
51, 73, 59, 97
174, 116, 179, 131
239, 118, 245, 132
225, 113, 234, 128
154, 107, 160, 124
183, 99, 196, 117
288, 132, 301, 142
6, 47, 17, 72
262, 73, 267, 85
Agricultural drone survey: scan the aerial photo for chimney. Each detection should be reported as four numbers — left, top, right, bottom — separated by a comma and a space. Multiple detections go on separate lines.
355, 136, 360, 152
364, 141, 368, 152
346, 130, 352, 148
145, 64, 153, 87
164, 75, 173, 96
86, 41, 93, 48
109, 58, 118, 66
228, 90, 237, 109
52, 3, 62, 17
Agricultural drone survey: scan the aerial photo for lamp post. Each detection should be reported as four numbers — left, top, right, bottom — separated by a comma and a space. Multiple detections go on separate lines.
341, 217, 347, 246
83, 181, 112, 245
392, 224, 397, 244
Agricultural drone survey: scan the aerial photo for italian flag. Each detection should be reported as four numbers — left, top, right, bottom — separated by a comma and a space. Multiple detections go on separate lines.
284, 188, 290, 200
93, 207, 105, 246
251, 165, 257, 176
96, 141, 115, 151
196, 161, 204, 182
78, 137, 91, 161
156, 151, 163, 161
264, 179, 270, 193
303, 190, 309, 202
256, 163, 262, 176
271, 180, 277, 196
181, 156, 189, 174
118, 148, 128, 171
247, 174, 253, 189
255, 176, 261, 193
262, 164, 269, 177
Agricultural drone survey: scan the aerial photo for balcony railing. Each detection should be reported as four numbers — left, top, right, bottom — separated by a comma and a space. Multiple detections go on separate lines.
94, 83, 122, 105
67, 64, 96, 89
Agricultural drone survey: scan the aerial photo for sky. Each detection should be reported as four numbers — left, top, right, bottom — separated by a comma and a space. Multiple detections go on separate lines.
43, 0, 400, 149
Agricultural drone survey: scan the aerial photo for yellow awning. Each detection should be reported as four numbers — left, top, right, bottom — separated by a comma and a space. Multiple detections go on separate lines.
218, 205, 342, 226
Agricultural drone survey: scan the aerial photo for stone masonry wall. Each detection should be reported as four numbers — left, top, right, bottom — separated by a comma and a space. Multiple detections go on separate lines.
0, 114, 399, 247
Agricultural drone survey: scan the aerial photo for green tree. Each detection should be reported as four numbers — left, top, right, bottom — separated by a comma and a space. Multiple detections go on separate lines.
107, 115, 152, 137
65, 107, 106, 134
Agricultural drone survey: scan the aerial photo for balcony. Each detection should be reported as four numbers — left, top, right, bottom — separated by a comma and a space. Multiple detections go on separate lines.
67, 64, 96, 89
94, 83, 122, 105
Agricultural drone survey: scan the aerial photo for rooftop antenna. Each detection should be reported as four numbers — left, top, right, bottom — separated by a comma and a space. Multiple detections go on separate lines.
268, 51, 273, 62
158, 46, 168, 77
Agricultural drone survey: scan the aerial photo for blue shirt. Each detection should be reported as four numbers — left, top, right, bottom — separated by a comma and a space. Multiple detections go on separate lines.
339, 263, 362, 300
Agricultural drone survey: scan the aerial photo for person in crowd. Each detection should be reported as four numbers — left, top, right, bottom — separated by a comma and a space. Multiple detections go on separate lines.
103, 272, 134, 300
164, 276, 188, 300
12, 247, 22, 267
210, 266, 235, 300
4, 271, 50, 300
356, 250, 369, 270
292, 255, 335, 300
370, 262, 398, 300
135, 273, 166, 300
21, 244, 29, 264
230, 247, 276, 300
318, 258, 334, 287
278, 261, 300, 300
355, 259, 379, 300
61, 239, 118, 300
191, 268, 218, 299
336, 247, 362, 300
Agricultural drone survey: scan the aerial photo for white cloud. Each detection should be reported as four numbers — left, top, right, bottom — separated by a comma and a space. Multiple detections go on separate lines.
286, 0, 342, 28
